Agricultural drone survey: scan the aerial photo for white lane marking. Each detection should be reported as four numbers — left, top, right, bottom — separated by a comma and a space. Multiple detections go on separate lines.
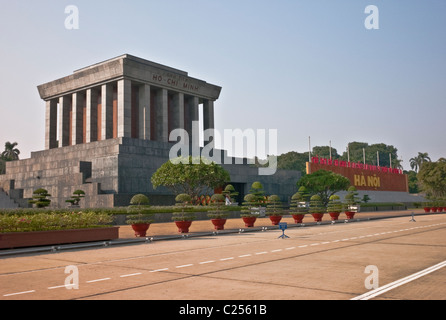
86, 278, 111, 283
255, 252, 268, 255
176, 264, 193, 268
271, 249, 283, 252
120, 273, 142, 278
199, 260, 215, 264
238, 254, 251, 258
220, 257, 235, 261
150, 268, 169, 273
48, 284, 75, 290
3, 290, 36, 297
352, 260, 446, 300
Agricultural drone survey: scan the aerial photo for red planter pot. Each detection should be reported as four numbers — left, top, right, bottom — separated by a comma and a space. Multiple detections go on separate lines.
292, 214, 305, 224
211, 218, 227, 230
345, 211, 356, 219
432, 207, 438, 213
131, 223, 151, 237
175, 220, 193, 233
242, 216, 257, 227
0, 227, 120, 249
328, 212, 340, 221
311, 213, 324, 222
424, 207, 431, 213
269, 215, 283, 225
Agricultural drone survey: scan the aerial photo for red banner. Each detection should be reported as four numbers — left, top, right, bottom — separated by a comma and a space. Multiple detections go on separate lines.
307, 158, 408, 192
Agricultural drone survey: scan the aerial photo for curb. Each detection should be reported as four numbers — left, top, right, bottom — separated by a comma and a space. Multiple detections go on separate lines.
0, 211, 443, 257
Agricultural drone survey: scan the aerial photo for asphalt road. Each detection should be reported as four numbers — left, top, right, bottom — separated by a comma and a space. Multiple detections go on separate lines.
1, 213, 445, 301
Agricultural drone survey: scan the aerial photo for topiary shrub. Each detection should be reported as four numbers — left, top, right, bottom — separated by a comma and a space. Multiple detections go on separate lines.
28, 188, 51, 208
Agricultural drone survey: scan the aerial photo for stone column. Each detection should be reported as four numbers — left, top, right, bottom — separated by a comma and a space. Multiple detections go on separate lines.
138, 84, 151, 140
203, 99, 215, 132
155, 88, 168, 142
101, 83, 113, 140
72, 92, 85, 145
45, 99, 58, 149
86, 88, 98, 143
58, 95, 71, 147
117, 78, 132, 138
170, 92, 185, 140
185, 96, 199, 149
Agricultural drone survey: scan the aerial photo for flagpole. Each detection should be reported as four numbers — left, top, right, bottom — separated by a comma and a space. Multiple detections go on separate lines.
347, 145, 350, 163
308, 136, 311, 162
329, 140, 332, 160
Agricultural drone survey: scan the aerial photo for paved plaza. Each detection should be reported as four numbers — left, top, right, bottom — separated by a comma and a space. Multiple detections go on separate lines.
1, 210, 445, 301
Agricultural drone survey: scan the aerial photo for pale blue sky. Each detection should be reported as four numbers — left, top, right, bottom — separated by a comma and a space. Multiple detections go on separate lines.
0, 0, 445, 170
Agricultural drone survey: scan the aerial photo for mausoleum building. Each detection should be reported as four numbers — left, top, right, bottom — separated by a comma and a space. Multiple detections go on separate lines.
0, 55, 300, 208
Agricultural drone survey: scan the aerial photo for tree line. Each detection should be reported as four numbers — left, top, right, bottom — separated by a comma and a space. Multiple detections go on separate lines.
0, 141, 20, 175
2, 140, 445, 201
275, 141, 401, 175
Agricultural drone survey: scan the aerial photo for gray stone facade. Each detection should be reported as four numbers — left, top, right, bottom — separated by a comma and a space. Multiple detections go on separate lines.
0, 137, 300, 208
0, 54, 300, 208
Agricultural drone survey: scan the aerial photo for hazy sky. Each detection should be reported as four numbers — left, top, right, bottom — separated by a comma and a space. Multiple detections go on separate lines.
0, 0, 445, 170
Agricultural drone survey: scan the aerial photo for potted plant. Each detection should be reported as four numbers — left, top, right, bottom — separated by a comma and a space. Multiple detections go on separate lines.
431, 199, 441, 213
222, 184, 239, 205
172, 193, 196, 233
207, 193, 229, 230
423, 202, 431, 213
126, 194, 153, 237
439, 199, 446, 213
344, 186, 360, 220
65, 189, 85, 208
266, 195, 285, 225
289, 187, 309, 224
309, 195, 325, 222
28, 188, 52, 208
327, 195, 342, 221
241, 194, 258, 227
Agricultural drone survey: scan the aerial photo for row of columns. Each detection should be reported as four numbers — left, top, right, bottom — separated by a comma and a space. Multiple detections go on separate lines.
45, 79, 215, 149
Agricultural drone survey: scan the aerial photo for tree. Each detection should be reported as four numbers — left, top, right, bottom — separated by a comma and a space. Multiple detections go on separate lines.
409, 152, 431, 173
417, 160, 446, 198
312, 146, 340, 160
297, 169, 351, 206
1, 141, 20, 161
406, 170, 419, 194
65, 189, 85, 206
151, 156, 230, 198
276, 151, 309, 175
341, 142, 401, 169
28, 188, 51, 208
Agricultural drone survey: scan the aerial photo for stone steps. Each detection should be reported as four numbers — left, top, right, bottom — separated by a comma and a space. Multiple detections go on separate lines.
0, 190, 19, 209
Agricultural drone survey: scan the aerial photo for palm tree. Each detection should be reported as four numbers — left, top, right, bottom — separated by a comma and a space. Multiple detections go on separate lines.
409, 152, 431, 173
1, 141, 20, 161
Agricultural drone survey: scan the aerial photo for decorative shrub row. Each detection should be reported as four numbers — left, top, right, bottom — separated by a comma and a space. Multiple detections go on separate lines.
0, 211, 113, 233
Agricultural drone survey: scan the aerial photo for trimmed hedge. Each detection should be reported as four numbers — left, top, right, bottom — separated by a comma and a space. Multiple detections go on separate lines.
0, 211, 113, 233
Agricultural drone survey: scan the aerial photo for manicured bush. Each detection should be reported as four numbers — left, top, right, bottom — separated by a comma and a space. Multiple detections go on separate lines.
0, 211, 113, 233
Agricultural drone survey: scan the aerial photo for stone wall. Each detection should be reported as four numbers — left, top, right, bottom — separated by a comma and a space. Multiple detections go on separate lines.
0, 137, 301, 209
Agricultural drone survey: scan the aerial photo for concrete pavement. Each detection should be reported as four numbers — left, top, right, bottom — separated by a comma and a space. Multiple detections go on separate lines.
1, 210, 445, 301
